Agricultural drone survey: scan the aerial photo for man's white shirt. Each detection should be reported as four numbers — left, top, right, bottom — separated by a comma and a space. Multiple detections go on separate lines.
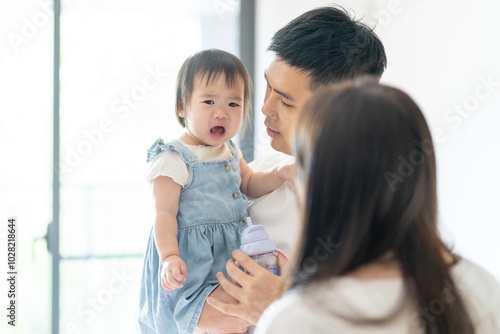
248, 151, 299, 257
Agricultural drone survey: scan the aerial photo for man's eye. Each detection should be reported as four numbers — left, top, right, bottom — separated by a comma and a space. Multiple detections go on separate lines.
229, 102, 239, 107
282, 100, 292, 107
203, 100, 214, 105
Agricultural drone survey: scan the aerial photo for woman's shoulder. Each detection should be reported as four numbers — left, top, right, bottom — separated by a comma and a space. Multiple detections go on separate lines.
256, 277, 408, 334
451, 258, 500, 331
256, 290, 313, 334
452, 257, 500, 293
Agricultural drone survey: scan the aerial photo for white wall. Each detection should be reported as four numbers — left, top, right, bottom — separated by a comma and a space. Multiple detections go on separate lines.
255, 0, 500, 280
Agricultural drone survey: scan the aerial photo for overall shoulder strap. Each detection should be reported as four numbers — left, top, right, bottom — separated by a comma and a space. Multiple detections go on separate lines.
226, 140, 239, 159
146, 138, 198, 165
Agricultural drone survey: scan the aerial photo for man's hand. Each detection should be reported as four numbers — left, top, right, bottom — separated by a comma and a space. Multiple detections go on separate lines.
206, 249, 289, 325
195, 286, 250, 333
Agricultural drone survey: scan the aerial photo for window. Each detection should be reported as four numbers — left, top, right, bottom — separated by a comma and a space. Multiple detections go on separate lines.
1, 1, 248, 333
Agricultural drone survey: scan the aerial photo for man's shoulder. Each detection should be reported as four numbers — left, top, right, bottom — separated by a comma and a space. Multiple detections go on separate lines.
249, 151, 295, 171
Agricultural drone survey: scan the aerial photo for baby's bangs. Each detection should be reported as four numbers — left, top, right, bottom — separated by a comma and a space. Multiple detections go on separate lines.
198, 65, 244, 88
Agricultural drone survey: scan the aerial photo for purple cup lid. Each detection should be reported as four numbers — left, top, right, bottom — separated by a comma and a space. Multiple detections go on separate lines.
239, 225, 276, 256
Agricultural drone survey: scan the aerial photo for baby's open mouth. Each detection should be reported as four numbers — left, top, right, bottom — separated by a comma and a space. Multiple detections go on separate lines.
210, 126, 225, 136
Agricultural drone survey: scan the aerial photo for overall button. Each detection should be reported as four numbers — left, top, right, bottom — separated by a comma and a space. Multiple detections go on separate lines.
232, 192, 239, 199
238, 220, 245, 226
224, 164, 230, 171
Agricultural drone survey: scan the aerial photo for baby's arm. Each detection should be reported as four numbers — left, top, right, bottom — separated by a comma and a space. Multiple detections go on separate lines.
239, 159, 294, 199
152, 175, 186, 290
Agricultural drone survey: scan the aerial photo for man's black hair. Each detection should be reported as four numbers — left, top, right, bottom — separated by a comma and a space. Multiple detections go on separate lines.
268, 6, 387, 89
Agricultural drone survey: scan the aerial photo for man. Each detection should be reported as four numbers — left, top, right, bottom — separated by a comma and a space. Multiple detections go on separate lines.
196, 6, 387, 333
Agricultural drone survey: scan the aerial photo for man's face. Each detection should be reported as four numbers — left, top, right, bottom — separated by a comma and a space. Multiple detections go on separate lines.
262, 58, 313, 155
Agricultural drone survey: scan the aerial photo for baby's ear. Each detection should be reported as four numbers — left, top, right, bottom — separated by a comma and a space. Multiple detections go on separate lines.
177, 100, 185, 117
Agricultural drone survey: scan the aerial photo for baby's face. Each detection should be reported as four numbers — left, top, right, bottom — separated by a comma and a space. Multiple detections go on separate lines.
179, 73, 245, 147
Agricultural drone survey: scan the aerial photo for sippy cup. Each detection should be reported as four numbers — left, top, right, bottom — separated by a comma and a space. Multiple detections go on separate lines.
239, 225, 285, 276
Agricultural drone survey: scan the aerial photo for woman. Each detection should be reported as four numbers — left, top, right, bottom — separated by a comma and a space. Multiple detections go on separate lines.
256, 79, 500, 333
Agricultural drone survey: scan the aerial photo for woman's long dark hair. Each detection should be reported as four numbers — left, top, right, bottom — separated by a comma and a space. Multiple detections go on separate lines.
292, 78, 474, 334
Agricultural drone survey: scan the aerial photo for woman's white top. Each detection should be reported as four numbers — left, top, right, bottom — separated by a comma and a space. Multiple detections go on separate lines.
256, 258, 500, 334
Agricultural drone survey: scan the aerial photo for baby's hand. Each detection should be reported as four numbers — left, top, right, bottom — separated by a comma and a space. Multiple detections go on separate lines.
277, 163, 295, 185
161, 255, 187, 291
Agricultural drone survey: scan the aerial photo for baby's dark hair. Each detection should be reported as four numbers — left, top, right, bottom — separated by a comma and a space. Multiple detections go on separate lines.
268, 6, 387, 90
175, 49, 251, 128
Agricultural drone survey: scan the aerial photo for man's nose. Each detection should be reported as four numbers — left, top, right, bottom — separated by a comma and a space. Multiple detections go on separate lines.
261, 94, 278, 119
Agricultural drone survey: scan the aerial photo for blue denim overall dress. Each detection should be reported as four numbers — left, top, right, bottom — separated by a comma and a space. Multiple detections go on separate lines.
136, 139, 249, 334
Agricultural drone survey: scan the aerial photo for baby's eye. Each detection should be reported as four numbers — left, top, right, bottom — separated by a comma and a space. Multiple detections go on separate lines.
203, 100, 214, 105
229, 102, 240, 107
